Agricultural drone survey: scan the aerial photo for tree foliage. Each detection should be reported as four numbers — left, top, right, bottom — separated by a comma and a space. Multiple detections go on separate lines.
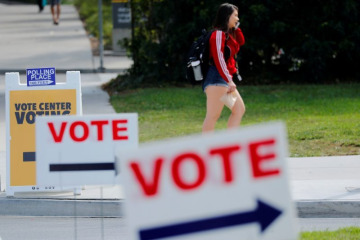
106, 0, 360, 90
74, 0, 113, 49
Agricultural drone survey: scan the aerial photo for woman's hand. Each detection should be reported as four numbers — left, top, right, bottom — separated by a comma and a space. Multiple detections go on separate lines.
228, 80, 237, 93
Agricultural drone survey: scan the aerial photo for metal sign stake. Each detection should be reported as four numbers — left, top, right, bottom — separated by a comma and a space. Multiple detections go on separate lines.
98, 0, 105, 72
74, 188, 78, 240
101, 186, 105, 240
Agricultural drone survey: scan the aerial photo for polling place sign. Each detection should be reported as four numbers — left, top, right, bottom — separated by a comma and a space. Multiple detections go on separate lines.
5, 71, 82, 195
36, 114, 138, 187
27, 67, 56, 86
118, 122, 298, 240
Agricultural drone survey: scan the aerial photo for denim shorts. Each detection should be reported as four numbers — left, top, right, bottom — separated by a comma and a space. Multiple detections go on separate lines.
202, 65, 229, 92
50, 0, 60, 6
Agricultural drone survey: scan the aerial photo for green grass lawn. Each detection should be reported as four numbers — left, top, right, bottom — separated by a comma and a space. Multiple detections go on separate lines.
300, 227, 360, 240
110, 83, 360, 157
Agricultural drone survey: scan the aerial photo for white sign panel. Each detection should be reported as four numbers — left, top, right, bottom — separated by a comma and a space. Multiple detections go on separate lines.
118, 122, 297, 240
36, 114, 138, 187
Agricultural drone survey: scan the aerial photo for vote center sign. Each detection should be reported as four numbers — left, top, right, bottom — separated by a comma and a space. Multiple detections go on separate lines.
5, 71, 81, 195
118, 122, 298, 240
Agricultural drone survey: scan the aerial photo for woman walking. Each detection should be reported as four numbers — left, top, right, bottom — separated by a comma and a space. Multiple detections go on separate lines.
202, 3, 245, 132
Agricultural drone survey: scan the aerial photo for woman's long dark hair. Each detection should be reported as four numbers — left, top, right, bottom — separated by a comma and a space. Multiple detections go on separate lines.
213, 3, 238, 33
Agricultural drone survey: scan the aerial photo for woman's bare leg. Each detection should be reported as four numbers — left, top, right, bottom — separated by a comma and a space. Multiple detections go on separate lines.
227, 89, 245, 128
51, 6, 56, 23
56, 4, 61, 22
51, 4, 61, 24
202, 86, 228, 132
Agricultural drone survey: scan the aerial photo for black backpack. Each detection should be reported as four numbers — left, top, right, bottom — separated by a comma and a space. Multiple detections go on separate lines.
186, 29, 214, 84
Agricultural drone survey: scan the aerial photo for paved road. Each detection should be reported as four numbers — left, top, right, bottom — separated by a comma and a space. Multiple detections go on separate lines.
1, 217, 360, 240
0, 216, 128, 240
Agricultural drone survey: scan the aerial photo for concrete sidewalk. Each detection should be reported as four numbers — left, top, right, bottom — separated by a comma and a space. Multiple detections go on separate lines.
289, 155, 360, 217
0, 3, 93, 71
0, 2, 131, 73
1, 2, 360, 218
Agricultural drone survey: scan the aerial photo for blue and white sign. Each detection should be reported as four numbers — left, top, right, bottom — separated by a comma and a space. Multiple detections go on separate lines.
26, 68, 56, 87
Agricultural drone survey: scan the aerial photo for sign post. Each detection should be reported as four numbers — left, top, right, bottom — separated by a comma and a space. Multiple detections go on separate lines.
118, 122, 298, 240
98, 0, 105, 71
5, 71, 82, 196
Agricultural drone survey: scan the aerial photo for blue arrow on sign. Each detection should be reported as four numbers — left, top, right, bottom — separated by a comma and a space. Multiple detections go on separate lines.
139, 199, 282, 240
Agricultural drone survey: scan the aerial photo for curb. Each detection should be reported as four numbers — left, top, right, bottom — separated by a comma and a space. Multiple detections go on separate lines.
1, 198, 360, 218
0, 198, 123, 217
296, 200, 360, 218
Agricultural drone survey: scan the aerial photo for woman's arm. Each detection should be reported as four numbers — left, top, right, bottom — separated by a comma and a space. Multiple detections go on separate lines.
235, 28, 245, 46
209, 30, 233, 83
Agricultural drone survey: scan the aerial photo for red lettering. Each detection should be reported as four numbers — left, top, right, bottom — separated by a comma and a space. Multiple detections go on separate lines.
112, 119, 128, 140
209, 145, 241, 183
48, 122, 67, 143
130, 158, 163, 197
69, 121, 89, 142
249, 139, 280, 178
91, 120, 109, 141
172, 153, 206, 190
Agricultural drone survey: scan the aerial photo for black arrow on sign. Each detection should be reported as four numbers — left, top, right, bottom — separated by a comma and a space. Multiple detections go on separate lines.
49, 157, 120, 175
49, 162, 115, 172
139, 199, 282, 240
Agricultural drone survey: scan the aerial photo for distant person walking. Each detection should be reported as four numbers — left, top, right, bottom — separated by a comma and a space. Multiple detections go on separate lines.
202, 3, 246, 132
37, 0, 44, 12
50, 0, 61, 25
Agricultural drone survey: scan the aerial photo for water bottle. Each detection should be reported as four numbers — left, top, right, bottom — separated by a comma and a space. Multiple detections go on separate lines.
191, 60, 203, 81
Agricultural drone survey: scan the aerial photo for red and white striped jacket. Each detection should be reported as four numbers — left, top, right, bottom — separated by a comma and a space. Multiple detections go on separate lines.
209, 28, 245, 83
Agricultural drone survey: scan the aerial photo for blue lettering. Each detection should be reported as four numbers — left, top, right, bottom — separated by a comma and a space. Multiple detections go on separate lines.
15, 103, 21, 111
15, 110, 69, 124
26, 111, 36, 124
15, 112, 25, 124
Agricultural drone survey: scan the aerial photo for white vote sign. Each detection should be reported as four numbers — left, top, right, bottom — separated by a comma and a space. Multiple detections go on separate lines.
36, 114, 138, 187
118, 122, 297, 240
